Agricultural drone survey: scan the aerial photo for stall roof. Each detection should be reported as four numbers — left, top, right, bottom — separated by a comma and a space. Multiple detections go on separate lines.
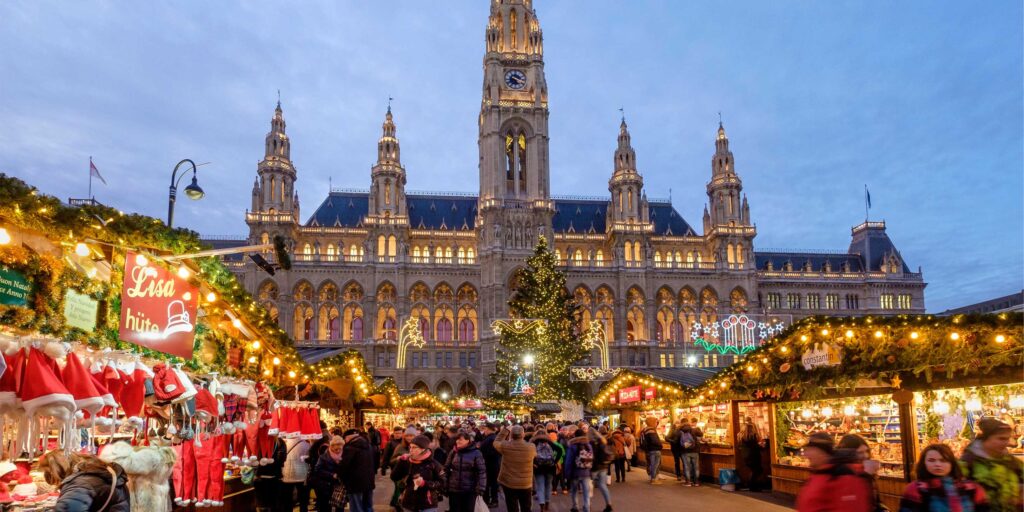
528, 402, 563, 414
635, 368, 720, 388
296, 347, 348, 364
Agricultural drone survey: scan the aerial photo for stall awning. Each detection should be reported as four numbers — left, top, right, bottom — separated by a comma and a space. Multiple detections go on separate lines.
528, 402, 562, 414
297, 347, 348, 364
638, 368, 720, 388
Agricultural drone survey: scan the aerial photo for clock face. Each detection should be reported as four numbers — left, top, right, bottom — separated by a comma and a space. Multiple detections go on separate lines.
504, 69, 527, 89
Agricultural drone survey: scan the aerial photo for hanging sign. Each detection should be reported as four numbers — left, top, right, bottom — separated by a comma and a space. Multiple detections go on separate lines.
801, 342, 842, 370
455, 398, 483, 410
63, 290, 98, 331
118, 251, 198, 359
0, 266, 32, 306
644, 387, 656, 400
618, 386, 641, 404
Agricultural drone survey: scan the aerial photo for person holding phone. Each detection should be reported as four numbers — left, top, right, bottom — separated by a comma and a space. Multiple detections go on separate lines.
391, 435, 446, 512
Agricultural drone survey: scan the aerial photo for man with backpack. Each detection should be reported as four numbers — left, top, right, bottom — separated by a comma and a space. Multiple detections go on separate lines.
565, 428, 595, 512
678, 421, 700, 487
640, 416, 663, 485
532, 430, 564, 512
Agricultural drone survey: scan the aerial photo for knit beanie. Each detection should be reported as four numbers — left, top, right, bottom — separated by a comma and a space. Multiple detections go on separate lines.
411, 435, 431, 450
977, 417, 1011, 440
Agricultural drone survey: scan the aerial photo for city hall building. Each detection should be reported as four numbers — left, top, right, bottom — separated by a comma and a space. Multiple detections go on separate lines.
209, 0, 926, 396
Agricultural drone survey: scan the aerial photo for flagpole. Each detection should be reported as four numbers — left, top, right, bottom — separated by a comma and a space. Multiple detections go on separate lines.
864, 184, 869, 223
89, 156, 93, 200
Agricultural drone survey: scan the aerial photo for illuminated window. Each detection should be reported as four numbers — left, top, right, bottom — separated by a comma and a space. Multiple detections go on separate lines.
509, 8, 517, 50
826, 294, 840, 310
807, 294, 820, 310
898, 294, 912, 309
377, 236, 386, 257
786, 293, 801, 309
387, 235, 397, 257
766, 293, 782, 310
880, 294, 894, 309
384, 180, 391, 205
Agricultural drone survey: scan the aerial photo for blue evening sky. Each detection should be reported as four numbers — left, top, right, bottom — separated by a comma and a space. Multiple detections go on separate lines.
1, 1, 1021, 312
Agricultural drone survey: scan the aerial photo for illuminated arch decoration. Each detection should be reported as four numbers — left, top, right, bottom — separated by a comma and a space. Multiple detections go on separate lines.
490, 318, 547, 337
396, 317, 426, 369
690, 314, 785, 355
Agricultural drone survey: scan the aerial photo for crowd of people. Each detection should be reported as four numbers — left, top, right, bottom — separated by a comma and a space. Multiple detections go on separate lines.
31, 415, 1021, 512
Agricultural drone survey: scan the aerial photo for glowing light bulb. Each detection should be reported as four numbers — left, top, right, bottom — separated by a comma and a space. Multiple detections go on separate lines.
932, 400, 950, 415
910, 332, 919, 340
746, 365, 754, 373
206, 292, 217, 303
868, 404, 883, 415
914, 393, 924, 405
995, 334, 1006, 343
288, 371, 296, 378
247, 356, 256, 364
821, 329, 830, 336
135, 254, 148, 266
843, 405, 857, 416
780, 346, 789, 353
177, 265, 191, 279
844, 330, 854, 339
949, 332, 960, 341
232, 318, 242, 328
252, 341, 261, 350
874, 331, 883, 338
965, 398, 982, 412
263, 369, 271, 376
800, 335, 808, 342
75, 242, 90, 257
821, 406, 833, 418
272, 357, 281, 366
801, 409, 813, 419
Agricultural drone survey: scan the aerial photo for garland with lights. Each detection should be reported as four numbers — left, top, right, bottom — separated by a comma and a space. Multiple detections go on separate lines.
688, 313, 1023, 403
592, 369, 691, 409
0, 174, 303, 377
491, 236, 587, 401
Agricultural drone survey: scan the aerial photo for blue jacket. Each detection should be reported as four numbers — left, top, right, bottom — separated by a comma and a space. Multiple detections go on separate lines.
563, 437, 594, 480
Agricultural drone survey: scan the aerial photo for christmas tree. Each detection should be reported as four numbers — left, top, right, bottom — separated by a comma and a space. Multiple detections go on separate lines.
492, 235, 586, 401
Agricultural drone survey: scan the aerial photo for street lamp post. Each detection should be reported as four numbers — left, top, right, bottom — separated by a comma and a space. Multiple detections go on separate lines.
167, 159, 206, 228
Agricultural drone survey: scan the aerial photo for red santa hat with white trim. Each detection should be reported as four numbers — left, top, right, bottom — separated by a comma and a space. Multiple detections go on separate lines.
19, 347, 75, 417
61, 352, 105, 415
0, 349, 25, 413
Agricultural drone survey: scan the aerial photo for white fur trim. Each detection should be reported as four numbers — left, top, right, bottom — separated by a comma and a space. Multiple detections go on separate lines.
220, 457, 229, 464
21, 393, 75, 416
43, 341, 67, 361
259, 458, 273, 466
233, 421, 247, 430
74, 396, 105, 413
163, 384, 178, 393
0, 461, 17, 476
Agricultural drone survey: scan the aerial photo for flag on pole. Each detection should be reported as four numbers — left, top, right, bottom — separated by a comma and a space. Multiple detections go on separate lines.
90, 158, 106, 185
865, 185, 871, 209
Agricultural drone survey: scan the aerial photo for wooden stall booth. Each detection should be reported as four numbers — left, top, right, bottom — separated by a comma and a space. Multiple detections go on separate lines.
592, 368, 719, 476
683, 313, 1024, 510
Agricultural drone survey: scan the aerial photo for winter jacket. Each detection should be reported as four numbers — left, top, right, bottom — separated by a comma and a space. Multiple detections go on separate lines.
54, 462, 131, 512
532, 433, 565, 475
589, 432, 613, 471
480, 432, 501, 475
960, 440, 1024, 512
564, 437, 595, 480
666, 426, 683, 454
367, 427, 382, 449
795, 462, 874, 512
610, 431, 627, 459
640, 427, 662, 452
494, 429, 536, 490
623, 432, 636, 459
383, 436, 402, 469
340, 434, 376, 493
310, 452, 342, 491
392, 454, 446, 511
679, 426, 699, 454
899, 477, 990, 512
306, 434, 330, 483
444, 445, 486, 495
282, 439, 311, 483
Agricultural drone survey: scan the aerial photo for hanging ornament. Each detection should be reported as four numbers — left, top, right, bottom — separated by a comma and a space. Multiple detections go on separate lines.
779, 362, 791, 373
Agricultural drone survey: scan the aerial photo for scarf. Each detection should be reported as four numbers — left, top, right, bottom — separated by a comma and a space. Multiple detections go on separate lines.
914, 477, 978, 512
328, 449, 342, 463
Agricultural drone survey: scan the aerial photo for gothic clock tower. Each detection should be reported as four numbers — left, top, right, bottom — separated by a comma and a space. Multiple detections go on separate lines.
477, 0, 554, 384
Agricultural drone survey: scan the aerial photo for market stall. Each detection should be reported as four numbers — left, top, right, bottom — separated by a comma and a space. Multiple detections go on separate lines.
0, 175, 315, 511
683, 313, 1023, 509
592, 368, 718, 474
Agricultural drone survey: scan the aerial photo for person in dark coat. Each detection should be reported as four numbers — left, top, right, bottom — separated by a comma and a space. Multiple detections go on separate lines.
310, 435, 344, 512
479, 422, 502, 507
340, 429, 376, 512
254, 435, 288, 512
391, 435, 446, 512
382, 425, 404, 476
366, 422, 382, 475
444, 432, 486, 512
40, 450, 130, 512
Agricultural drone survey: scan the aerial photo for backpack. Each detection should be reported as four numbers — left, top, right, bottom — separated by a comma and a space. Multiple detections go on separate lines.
574, 443, 594, 470
666, 428, 681, 445
534, 442, 557, 470
679, 432, 695, 449
596, 441, 614, 466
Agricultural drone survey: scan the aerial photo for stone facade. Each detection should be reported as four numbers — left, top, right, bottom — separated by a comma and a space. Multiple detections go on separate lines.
208, 0, 926, 397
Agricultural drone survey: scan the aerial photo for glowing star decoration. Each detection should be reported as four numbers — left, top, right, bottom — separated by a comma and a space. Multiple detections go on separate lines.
396, 317, 426, 369
691, 314, 784, 355
580, 320, 610, 369
889, 374, 902, 389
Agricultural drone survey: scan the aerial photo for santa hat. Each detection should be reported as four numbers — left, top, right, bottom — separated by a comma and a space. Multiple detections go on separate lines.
194, 388, 218, 423
19, 347, 75, 417
61, 352, 105, 414
299, 407, 322, 441
89, 361, 118, 409
0, 350, 25, 412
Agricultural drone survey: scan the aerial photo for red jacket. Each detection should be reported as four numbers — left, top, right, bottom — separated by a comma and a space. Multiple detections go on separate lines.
796, 463, 874, 512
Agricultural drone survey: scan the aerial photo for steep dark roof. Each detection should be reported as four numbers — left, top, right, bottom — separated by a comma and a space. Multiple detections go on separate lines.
551, 199, 695, 236
848, 224, 911, 272
307, 192, 695, 235
754, 252, 865, 273
306, 191, 478, 230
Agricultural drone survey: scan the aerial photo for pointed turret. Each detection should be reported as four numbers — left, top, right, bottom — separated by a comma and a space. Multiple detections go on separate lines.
265, 100, 291, 161
608, 117, 645, 225
253, 100, 297, 214
368, 107, 407, 219
704, 119, 755, 269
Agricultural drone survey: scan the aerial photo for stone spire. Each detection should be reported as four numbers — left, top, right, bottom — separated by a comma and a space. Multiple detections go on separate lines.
608, 117, 646, 225
265, 100, 290, 161
369, 106, 407, 218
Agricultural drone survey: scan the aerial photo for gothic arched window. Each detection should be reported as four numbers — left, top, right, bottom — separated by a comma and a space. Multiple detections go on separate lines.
505, 129, 528, 196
